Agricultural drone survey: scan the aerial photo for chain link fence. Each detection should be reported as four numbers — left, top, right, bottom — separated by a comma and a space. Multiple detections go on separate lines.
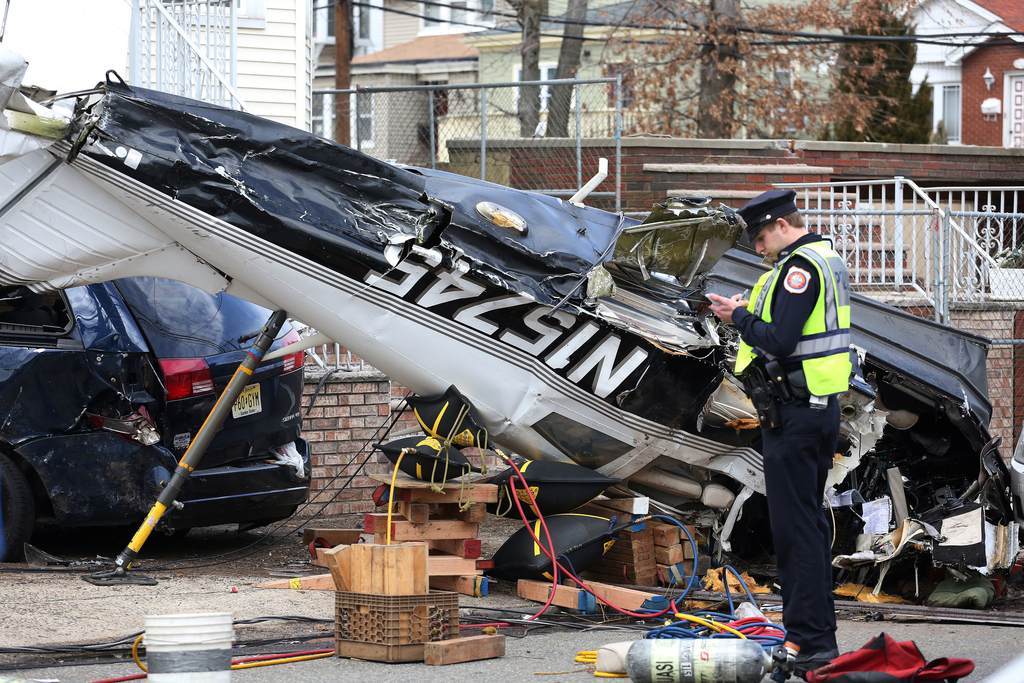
313, 78, 622, 212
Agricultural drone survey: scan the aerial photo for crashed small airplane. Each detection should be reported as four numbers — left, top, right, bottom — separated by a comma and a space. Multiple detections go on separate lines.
0, 69, 1017, 578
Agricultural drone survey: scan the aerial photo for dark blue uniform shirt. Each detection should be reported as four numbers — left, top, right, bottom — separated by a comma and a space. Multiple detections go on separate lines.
732, 233, 826, 367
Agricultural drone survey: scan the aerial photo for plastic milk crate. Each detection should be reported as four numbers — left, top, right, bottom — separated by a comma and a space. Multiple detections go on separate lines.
334, 590, 460, 662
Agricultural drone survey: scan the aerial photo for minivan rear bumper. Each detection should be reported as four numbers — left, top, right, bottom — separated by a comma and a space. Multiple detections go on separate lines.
167, 438, 312, 528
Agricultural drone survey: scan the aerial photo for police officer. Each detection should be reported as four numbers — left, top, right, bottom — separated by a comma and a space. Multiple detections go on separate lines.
708, 189, 850, 679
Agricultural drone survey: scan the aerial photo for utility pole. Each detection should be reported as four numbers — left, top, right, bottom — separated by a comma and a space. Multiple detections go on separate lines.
334, 0, 351, 146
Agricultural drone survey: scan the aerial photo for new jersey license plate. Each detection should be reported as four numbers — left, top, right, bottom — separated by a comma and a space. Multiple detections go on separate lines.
232, 383, 262, 419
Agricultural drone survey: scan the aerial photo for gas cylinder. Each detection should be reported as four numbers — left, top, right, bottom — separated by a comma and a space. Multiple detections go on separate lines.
625, 638, 771, 683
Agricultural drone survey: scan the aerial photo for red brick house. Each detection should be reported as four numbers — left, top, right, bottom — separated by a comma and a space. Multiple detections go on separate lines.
912, 0, 1024, 147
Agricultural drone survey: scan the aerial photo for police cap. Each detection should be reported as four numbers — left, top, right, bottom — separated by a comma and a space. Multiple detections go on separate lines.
737, 190, 799, 241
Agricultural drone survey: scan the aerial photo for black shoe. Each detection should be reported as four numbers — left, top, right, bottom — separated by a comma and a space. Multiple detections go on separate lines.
793, 648, 839, 679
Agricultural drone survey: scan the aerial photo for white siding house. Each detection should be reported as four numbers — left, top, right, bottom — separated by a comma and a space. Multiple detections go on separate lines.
236, 0, 314, 129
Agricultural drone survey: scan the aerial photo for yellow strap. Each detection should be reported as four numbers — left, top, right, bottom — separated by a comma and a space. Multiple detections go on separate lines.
386, 450, 407, 545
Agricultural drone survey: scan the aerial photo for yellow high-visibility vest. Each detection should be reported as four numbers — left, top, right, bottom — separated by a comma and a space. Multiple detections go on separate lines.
734, 241, 852, 396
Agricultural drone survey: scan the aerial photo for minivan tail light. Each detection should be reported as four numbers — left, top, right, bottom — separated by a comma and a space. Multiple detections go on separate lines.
159, 358, 215, 400
281, 328, 304, 373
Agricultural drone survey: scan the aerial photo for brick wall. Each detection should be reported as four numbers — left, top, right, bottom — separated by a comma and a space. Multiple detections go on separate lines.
1016, 311, 1024, 446
458, 137, 1024, 214
950, 307, 1017, 449
299, 369, 396, 516
961, 42, 1024, 147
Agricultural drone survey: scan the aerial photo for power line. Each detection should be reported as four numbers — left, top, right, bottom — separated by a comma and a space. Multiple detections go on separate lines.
356, 0, 1024, 40
324, 0, 1024, 48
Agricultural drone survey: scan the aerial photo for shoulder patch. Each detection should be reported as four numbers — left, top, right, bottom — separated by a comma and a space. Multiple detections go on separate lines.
784, 266, 811, 294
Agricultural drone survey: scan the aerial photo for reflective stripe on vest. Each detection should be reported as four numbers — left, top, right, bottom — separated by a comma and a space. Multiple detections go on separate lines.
733, 241, 851, 396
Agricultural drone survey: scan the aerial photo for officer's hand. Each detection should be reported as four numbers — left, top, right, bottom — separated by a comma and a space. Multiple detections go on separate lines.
707, 293, 748, 324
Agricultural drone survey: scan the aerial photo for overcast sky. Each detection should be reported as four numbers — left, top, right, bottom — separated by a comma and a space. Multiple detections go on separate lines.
3, 0, 131, 93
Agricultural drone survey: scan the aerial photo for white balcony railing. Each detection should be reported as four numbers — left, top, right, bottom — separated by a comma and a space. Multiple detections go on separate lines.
129, 0, 247, 111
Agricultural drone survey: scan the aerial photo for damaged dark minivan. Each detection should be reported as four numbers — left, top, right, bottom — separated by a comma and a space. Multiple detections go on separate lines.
0, 278, 310, 557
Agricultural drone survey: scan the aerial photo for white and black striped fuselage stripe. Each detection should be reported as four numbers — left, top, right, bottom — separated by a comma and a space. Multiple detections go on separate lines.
70, 150, 761, 472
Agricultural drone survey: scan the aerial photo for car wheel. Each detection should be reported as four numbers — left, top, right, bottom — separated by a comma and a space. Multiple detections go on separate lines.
1, 452, 35, 562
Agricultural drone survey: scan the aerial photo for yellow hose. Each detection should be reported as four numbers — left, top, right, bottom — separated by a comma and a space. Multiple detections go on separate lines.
575, 650, 629, 678
672, 613, 747, 639
133, 634, 333, 672
232, 653, 334, 669
132, 634, 147, 672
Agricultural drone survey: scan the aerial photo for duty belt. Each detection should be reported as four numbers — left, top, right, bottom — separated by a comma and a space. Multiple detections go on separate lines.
741, 360, 818, 428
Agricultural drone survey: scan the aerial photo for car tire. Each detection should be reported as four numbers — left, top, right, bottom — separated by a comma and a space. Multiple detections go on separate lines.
1, 452, 35, 562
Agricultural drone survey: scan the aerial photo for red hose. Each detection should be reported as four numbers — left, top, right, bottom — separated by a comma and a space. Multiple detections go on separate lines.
504, 458, 677, 619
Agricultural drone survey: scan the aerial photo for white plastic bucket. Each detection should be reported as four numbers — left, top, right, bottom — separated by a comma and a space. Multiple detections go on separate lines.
144, 612, 234, 683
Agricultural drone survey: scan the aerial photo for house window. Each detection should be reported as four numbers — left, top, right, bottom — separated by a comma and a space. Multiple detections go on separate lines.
423, 2, 442, 27
312, 93, 336, 140
357, 4, 370, 40
356, 93, 374, 148
314, 1, 336, 41
451, 1, 468, 25
942, 84, 961, 143
421, 1, 494, 34
515, 65, 559, 111
233, 0, 265, 21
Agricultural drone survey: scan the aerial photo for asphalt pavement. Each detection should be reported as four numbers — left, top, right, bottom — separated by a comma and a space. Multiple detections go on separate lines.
10, 618, 1024, 683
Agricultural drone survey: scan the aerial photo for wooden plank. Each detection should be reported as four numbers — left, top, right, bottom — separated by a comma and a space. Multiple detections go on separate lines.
519, 579, 670, 613
365, 515, 479, 541
427, 538, 482, 558
343, 542, 429, 595
592, 496, 650, 515
649, 522, 682, 548
322, 544, 351, 590
301, 528, 364, 546
657, 561, 695, 586
280, 548, 471, 589
399, 501, 431, 524
428, 554, 482, 576
430, 575, 489, 597
369, 473, 499, 504
618, 527, 657, 587
655, 544, 691, 565
424, 634, 505, 666
517, 579, 594, 612
256, 573, 335, 590
434, 502, 487, 523
568, 579, 667, 611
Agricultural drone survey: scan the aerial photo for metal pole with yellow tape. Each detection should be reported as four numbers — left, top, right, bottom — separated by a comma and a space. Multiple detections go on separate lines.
84, 310, 288, 585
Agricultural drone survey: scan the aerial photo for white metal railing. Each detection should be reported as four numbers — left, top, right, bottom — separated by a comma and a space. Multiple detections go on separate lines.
129, 0, 247, 111
774, 178, 1024, 311
291, 322, 366, 373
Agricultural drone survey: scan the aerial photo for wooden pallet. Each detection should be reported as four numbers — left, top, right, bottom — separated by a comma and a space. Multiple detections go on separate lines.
357, 472, 497, 597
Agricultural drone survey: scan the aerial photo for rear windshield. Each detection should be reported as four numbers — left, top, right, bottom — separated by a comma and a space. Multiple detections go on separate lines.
114, 278, 274, 359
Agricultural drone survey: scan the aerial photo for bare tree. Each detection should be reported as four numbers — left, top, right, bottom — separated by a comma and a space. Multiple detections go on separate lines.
607, 0, 907, 139
510, 0, 543, 137
546, 0, 589, 138
696, 0, 739, 138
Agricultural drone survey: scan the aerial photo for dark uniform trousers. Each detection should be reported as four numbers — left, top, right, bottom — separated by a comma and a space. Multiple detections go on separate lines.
761, 396, 840, 655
